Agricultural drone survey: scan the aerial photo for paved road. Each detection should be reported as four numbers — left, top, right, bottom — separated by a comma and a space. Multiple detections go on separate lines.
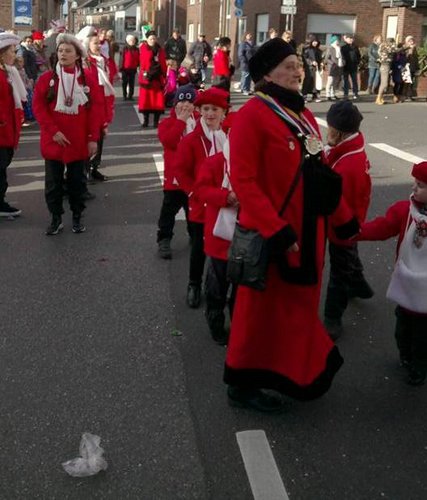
1, 91, 427, 499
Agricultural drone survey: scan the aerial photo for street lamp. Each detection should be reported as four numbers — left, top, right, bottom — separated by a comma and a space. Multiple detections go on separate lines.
70, 1, 78, 34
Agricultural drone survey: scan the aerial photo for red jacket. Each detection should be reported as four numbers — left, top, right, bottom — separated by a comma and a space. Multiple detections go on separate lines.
158, 109, 198, 191
85, 57, 115, 127
0, 69, 23, 149
33, 69, 102, 163
175, 121, 214, 223
195, 152, 232, 260
359, 200, 410, 258
213, 50, 231, 78
120, 46, 139, 70
327, 132, 371, 245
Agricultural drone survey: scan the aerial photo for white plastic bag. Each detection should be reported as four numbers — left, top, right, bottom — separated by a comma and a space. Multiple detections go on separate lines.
315, 70, 323, 91
213, 206, 238, 241
62, 433, 108, 477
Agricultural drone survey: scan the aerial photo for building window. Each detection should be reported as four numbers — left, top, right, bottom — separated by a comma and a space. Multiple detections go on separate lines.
189, 0, 195, 5
188, 22, 194, 43
386, 16, 398, 40
256, 13, 269, 45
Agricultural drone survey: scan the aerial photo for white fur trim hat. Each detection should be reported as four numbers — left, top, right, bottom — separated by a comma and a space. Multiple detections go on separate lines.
0, 32, 21, 51
126, 34, 136, 44
56, 32, 87, 59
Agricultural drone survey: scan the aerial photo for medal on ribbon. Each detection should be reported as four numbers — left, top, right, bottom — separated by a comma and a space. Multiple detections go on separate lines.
304, 134, 323, 156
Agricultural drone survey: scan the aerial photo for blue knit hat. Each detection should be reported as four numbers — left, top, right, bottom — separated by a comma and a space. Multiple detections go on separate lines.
174, 84, 197, 105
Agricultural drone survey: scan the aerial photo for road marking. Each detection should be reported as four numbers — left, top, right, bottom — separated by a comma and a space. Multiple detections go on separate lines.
369, 143, 424, 164
316, 117, 327, 128
236, 430, 289, 500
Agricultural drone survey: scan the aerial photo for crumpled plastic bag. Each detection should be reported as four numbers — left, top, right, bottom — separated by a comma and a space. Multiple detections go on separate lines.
62, 432, 108, 477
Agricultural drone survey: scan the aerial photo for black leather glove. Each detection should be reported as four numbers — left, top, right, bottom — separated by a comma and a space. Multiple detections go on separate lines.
268, 224, 298, 257
334, 217, 360, 240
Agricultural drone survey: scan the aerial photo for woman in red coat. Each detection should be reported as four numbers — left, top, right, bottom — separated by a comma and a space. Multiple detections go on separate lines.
175, 87, 230, 308
78, 27, 115, 182
33, 33, 102, 235
0, 32, 26, 218
138, 31, 167, 128
224, 39, 354, 412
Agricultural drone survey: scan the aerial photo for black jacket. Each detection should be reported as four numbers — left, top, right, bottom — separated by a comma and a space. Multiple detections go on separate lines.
238, 41, 257, 71
341, 43, 361, 73
164, 37, 187, 66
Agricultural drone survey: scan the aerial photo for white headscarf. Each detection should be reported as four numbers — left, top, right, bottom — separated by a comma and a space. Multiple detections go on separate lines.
54, 63, 88, 115
5, 64, 27, 109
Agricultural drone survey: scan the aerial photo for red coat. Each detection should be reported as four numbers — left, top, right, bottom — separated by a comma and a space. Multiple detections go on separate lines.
359, 200, 410, 258
224, 97, 343, 400
120, 46, 139, 70
138, 43, 167, 112
0, 69, 23, 149
213, 50, 231, 78
33, 69, 102, 163
327, 132, 371, 245
195, 152, 231, 260
174, 121, 214, 223
86, 57, 115, 126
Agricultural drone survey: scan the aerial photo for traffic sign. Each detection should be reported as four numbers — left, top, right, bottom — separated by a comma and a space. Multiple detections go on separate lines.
281, 5, 297, 15
235, 0, 244, 8
282, 0, 296, 5
235, 8, 243, 17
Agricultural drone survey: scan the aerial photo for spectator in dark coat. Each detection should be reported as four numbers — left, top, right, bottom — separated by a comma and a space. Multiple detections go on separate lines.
301, 33, 323, 102
238, 32, 256, 95
164, 29, 187, 68
391, 44, 407, 103
341, 34, 361, 100
19, 35, 38, 82
403, 35, 419, 100
188, 34, 212, 84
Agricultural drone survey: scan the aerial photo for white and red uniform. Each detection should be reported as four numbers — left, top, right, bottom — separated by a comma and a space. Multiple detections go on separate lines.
0, 68, 24, 150
33, 68, 102, 162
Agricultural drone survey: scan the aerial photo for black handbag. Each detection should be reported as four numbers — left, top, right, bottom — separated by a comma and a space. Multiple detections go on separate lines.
226, 155, 304, 291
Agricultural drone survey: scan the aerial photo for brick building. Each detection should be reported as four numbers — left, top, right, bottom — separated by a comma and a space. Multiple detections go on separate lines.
0, 0, 61, 33
140, 0, 187, 43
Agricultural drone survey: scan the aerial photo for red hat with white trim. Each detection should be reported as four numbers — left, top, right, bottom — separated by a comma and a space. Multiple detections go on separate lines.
412, 161, 427, 184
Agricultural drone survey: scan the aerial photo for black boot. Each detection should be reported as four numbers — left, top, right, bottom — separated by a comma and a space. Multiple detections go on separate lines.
227, 386, 285, 413
72, 213, 86, 234
158, 238, 172, 259
90, 167, 108, 182
187, 283, 201, 308
142, 112, 149, 128
46, 214, 64, 235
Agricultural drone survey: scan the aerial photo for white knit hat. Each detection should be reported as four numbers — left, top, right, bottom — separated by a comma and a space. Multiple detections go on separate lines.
75, 25, 97, 52
126, 34, 136, 44
0, 32, 21, 51
56, 32, 87, 59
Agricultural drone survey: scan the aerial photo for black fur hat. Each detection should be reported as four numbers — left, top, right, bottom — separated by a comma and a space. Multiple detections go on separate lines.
327, 101, 363, 133
248, 38, 296, 83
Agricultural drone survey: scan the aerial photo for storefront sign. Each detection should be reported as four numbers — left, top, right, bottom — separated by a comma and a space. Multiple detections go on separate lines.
14, 0, 32, 26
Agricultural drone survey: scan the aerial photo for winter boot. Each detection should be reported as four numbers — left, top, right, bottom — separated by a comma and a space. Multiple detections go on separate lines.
142, 112, 149, 128
158, 238, 172, 259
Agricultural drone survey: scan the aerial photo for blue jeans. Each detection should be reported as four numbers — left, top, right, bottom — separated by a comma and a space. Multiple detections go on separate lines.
240, 70, 251, 93
343, 71, 358, 97
368, 67, 380, 90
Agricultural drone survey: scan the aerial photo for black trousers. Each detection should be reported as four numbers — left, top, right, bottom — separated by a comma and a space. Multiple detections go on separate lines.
89, 132, 104, 170
157, 189, 189, 242
45, 159, 86, 216
0, 147, 14, 203
188, 221, 205, 285
122, 69, 137, 98
324, 242, 367, 320
204, 257, 237, 331
395, 306, 427, 374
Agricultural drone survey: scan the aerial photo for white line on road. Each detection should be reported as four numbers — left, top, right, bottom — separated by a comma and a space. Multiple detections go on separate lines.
236, 430, 289, 500
369, 143, 424, 164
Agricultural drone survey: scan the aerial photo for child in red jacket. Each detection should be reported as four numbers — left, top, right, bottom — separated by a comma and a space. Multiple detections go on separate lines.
157, 84, 198, 259
194, 143, 238, 345
212, 37, 233, 91
0, 32, 25, 218
324, 101, 373, 339
175, 87, 230, 308
359, 161, 427, 385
